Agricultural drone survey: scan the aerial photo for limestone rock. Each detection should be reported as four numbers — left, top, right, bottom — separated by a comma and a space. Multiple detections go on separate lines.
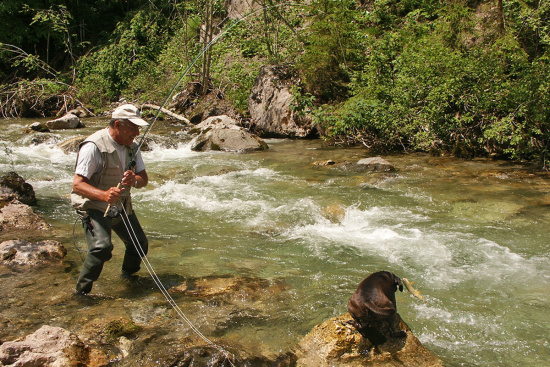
295, 313, 443, 367
0, 171, 37, 205
0, 325, 100, 367
190, 116, 268, 153
248, 64, 317, 138
191, 128, 268, 153
0, 239, 66, 265
46, 113, 82, 130
0, 199, 50, 232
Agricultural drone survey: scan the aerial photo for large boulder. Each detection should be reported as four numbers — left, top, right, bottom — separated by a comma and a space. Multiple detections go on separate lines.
0, 171, 37, 205
46, 113, 82, 130
0, 325, 108, 367
194, 114, 242, 131
191, 128, 268, 153
0, 239, 66, 265
248, 64, 317, 138
295, 313, 443, 367
190, 115, 268, 153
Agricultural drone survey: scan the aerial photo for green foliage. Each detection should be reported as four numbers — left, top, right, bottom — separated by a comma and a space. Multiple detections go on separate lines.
316, 0, 550, 162
290, 85, 315, 117
297, 0, 359, 101
75, 10, 170, 105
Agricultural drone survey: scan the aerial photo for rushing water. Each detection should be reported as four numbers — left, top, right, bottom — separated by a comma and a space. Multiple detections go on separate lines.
1, 118, 549, 366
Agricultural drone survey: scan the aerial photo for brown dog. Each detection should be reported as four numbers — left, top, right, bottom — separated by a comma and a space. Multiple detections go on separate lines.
347, 271, 407, 345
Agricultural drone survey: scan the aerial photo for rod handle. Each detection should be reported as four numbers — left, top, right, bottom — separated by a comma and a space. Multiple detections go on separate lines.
104, 183, 122, 217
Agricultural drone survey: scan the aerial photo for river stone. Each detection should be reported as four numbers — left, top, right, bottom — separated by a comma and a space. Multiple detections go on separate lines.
57, 135, 86, 153
295, 313, 443, 367
46, 112, 82, 130
0, 199, 50, 234
0, 325, 92, 367
313, 160, 336, 166
0, 171, 37, 205
67, 106, 90, 118
356, 157, 396, 172
26, 121, 50, 133
0, 239, 66, 265
248, 64, 316, 138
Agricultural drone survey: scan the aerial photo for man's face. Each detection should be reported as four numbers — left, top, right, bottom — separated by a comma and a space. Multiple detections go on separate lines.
113, 119, 141, 145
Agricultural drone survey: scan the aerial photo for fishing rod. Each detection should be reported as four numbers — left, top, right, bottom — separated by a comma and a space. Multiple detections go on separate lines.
98, 2, 302, 362
104, 4, 273, 217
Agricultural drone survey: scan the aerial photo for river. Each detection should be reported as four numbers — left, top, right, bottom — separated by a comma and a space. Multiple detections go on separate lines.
0, 117, 549, 366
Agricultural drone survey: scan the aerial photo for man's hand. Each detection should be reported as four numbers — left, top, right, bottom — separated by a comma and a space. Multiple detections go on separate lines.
103, 185, 124, 203
121, 170, 137, 187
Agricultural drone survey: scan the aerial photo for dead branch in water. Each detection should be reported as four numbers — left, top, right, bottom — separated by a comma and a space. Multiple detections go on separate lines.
0, 80, 88, 119
141, 103, 191, 124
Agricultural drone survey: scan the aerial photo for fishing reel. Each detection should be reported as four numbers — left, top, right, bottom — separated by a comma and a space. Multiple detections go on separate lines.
106, 205, 120, 218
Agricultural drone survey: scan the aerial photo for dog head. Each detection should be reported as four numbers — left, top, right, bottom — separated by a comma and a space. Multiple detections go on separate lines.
389, 272, 403, 292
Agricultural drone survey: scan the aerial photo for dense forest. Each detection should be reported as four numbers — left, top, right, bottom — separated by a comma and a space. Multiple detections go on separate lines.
0, 0, 548, 165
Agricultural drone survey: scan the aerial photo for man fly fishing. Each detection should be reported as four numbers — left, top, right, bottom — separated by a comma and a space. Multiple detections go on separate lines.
71, 104, 150, 295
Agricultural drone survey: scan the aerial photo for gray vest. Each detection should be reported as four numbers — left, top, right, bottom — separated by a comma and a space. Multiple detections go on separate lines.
71, 128, 136, 214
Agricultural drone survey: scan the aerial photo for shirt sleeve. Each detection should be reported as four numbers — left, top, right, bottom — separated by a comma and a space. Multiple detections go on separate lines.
134, 150, 146, 173
75, 142, 102, 179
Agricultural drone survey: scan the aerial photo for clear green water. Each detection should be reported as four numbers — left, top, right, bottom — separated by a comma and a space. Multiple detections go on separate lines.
1, 118, 549, 366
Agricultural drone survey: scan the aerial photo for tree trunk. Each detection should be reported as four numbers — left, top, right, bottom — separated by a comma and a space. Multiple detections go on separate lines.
201, 0, 214, 95
497, 0, 505, 34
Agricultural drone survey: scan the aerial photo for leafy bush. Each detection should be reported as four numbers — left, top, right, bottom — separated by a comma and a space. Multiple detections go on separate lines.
75, 10, 170, 105
318, 0, 550, 162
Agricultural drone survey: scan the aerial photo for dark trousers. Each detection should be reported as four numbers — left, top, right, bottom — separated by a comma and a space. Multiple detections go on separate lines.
76, 209, 148, 294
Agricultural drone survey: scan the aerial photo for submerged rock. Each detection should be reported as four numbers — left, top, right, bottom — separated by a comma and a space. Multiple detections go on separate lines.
170, 275, 289, 302
25, 121, 50, 133
57, 135, 86, 153
356, 157, 396, 172
296, 313, 443, 367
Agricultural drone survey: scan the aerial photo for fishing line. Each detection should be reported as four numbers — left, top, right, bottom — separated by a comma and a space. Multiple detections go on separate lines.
118, 205, 237, 366
130, 1, 303, 161
72, 217, 87, 262
96, 2, 303, 362
105, 2, 295, 216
